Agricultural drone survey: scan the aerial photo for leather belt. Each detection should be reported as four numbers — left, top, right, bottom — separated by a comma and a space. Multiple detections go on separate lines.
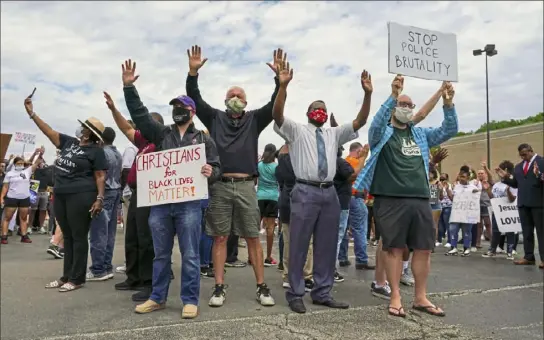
296, 179, 334, 188
220, 176, 254, 183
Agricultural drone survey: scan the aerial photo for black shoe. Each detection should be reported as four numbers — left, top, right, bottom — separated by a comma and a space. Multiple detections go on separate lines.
278, 262, 284, 271
115, 281, 141, 291
334, 271, 345, 283
46, 245, 63, 259
132, 287, 151, 302
312, 299, 349, 309
200, 266, 215, 278
339, 260, 351, 267
289, 299, 306, 314
370, 282, 391, 300
355, 263, 376, 270
304, 279, 314, 292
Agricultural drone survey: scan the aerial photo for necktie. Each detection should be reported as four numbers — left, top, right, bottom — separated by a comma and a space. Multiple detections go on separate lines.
316, 128, 328, 180
523, 161, 529, 175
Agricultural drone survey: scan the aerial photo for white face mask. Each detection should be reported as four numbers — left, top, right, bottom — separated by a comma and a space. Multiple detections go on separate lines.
75, 126, 84, 139
394, 107, 413, 124
14, 165, 24, 171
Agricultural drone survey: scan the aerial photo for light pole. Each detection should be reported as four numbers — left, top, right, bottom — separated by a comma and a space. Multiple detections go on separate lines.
473, 44, 498, 168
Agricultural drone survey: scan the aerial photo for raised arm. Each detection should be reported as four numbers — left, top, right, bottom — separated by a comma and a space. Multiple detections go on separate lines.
186, 45, 218, 130
368, 75, 403, 148
424, 83, 459, 147
25, 98, 61, 148
30, 152, 44, 173
352, 70, 373, 131
104, 91, 135, 144
411, 82, 447, 125
271, 60, 293, 129
121, 60, 167, 146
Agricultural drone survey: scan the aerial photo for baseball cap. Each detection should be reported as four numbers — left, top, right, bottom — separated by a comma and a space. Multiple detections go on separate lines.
169, 95, 196, 111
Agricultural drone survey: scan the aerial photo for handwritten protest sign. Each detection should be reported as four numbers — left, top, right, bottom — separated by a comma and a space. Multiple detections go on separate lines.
388, 22, 458, 82
429, 185, 440, 205
136, 144, 208, 207
490, 197, 522, 233
449, 189, 480, 224
14, 132, 36, 145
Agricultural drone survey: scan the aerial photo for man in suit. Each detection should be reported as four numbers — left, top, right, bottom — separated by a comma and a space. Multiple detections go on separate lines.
497, 143, 544, 268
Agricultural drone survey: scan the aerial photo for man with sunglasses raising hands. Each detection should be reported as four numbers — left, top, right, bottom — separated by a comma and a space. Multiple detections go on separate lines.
353, 75, 458, 318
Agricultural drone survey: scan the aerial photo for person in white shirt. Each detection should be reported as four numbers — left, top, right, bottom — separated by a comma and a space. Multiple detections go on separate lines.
446, 168, 480, 257
121, 138, 138, 228
482, 160, 518, 260
1, 155, 42, 244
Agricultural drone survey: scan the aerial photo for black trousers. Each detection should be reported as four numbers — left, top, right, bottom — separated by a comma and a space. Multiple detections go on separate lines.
125, 190, 154, 287
54, 191, 96, 285
518, 206, 544, 262
226, 233, 239, 263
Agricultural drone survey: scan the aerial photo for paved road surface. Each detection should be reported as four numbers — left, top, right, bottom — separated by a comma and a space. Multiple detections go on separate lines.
1, 231, 542, 340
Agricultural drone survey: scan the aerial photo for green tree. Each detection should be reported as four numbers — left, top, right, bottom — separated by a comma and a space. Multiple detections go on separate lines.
455, 112, 543, 137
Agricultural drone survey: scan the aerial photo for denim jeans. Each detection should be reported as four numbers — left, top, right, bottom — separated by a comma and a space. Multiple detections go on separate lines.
336, 209, 350, 263
148, 201, 202, 305
347, 197, 368, 264
278, 232, 284, 264
200, 208, 213, 267
89, 189, 121, 275
449, 223, 472, 249
438, 207, 451, 243
489, 215, 516, 254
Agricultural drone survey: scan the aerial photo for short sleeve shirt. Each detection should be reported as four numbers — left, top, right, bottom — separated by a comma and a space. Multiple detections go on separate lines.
3, 167, 33, 199
54, 134, 108, 194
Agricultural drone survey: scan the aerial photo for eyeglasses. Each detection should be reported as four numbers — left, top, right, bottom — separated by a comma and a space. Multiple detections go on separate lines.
398, 102, 416, 109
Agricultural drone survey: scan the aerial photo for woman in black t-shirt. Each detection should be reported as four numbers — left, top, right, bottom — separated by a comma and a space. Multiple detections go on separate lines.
24, 96, 107, 293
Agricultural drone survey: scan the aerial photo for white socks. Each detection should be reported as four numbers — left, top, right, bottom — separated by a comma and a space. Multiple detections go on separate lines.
402, 261, 409, 271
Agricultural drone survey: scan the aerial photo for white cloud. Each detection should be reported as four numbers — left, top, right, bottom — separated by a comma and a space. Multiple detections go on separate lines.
1, 1, 542, 163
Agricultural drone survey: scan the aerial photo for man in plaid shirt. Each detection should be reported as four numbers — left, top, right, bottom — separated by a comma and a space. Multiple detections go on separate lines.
353, 75, 458, 318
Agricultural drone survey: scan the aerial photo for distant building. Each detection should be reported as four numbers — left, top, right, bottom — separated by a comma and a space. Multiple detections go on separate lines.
440, 123, 543, 178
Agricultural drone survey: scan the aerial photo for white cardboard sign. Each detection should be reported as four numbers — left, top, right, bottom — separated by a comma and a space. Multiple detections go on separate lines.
388, 22, 458, 82
449, 189, 480, 224
490, 197, 522, 233
136, 144, 208, 207
14, 132, 36, 145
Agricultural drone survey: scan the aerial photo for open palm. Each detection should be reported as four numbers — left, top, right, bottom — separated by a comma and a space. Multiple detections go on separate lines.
361, 70, 373, 93
277, 61, 293, 86
187, 45, 208, 72
266, 48, 287, 76
122, 59, 139, 86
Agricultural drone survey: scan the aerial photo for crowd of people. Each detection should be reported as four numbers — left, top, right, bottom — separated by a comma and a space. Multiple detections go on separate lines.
1, 45, 542, 320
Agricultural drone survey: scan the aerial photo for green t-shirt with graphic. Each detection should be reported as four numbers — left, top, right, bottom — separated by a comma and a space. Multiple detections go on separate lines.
370, 127, 429, 198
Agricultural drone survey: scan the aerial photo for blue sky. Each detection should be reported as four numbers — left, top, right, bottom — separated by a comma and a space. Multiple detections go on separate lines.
1, 1, 542, 162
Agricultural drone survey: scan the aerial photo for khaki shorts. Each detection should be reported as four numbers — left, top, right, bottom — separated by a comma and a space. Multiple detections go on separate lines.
206, 180, 260, 238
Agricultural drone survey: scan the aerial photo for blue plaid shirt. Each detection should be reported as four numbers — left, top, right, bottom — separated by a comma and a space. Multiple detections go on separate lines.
353, 96, 458, 192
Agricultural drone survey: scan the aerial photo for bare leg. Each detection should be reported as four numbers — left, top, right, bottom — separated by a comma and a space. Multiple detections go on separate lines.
412, 249, 444, 314
212, 236, 228, 284
432, 211, 441, 243
52, 225, 64, 247
245, 237, 265, 284
483, 216, 491, 241
374, 240, 387, 285
28, 209, 37, 230
18, 208, 30, 236
384, 248, 404, 311
264, 217, 275, 260
38, 210, 47, 229
2, 208, 16, 236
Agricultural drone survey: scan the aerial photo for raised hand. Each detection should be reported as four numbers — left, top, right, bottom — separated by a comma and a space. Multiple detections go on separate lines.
266, 48, 287, 76
481, 161, 488, 169
103, 91, 116, 111
360, 144, 370, 159
330, 113, 338, 127
443, 82, 454, 106
187, 45, 208, 74
495, 167, 507, 179
122, 59, 140, 86
361, 70, 373, 93
431, 148, 449, 165
391, 74, 404, 98
277, 60, 293, 87
24, 97, 34, 116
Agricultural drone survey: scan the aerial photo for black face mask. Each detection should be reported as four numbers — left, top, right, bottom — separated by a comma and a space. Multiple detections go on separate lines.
172, 107, 192, 125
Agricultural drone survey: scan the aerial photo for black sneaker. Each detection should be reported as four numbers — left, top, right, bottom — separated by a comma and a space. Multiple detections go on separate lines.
334, 271, 345, 283
225, 260, 246, 268
47, 245, 63, 259
256, 283, 275, 306
339, 260, 351, 267
58, 248, 65, 258
200, 266, 215, 278
209, 284, 227, 307
278, 262, 284, 271
132, 287, 151, 302
115, 281, 141, 291
304, 279, 314, 292
370, 282, 391, 300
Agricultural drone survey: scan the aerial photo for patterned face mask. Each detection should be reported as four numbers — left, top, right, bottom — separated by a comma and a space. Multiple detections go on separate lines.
307, 108, 328, 125
225, 97, 246, 115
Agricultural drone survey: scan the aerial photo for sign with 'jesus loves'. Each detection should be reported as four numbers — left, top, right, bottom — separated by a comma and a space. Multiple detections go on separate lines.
136, 144, 208, 207
388, 22, 459, 82
490, 197, 522, 233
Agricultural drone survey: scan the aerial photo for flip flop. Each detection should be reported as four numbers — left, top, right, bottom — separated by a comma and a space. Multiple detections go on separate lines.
412, 304, 445, 317
388, 305, 406, 318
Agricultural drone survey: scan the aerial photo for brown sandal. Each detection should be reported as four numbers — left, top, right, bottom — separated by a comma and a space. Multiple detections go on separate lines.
412, 304, 445, 317
388, 305, 406, 318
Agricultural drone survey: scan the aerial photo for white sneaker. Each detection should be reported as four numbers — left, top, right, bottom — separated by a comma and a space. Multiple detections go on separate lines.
39, 227, 47, 234
496, 247, 506, 254
435, 242, 441, 247
256, 284, 275, 306
444, 243, 452, 248
470, 247, 478, 252
115, 265, 126, 273
481, 235, 486, 241
209, 285, 226, 307
86, 271, 111, 281
462, 249, 471, 257
512, 250, 517, 255
400, 269, 415, 286
446, 248, 458, 256
282, 281, 290, 289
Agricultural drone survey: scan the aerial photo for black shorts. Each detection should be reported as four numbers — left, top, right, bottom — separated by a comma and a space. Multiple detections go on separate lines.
374, 196, 434, 251
258, 199, 278, 218
4, 197, 31, 208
